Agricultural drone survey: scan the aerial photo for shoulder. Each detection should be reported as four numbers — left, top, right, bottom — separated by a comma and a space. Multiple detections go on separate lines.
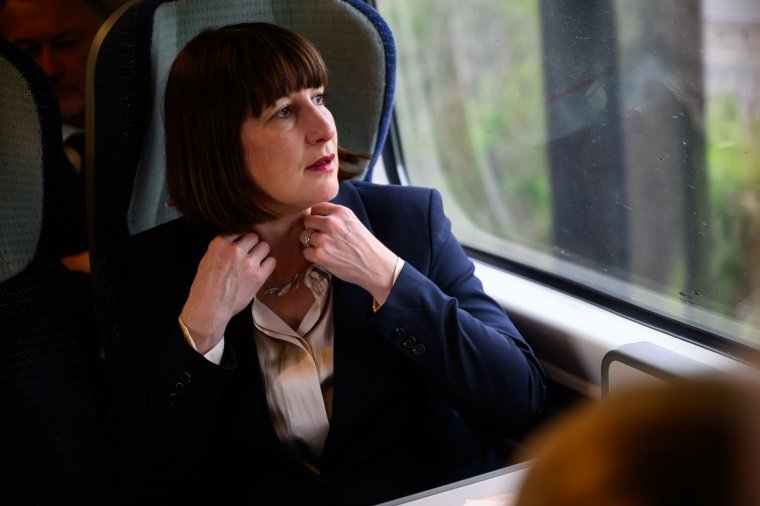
339, 179, 436, 200
337, 180, 441, 216
125, 217, 208, 301
336, 180, 451, 258
129, 216, 209, 263
131, 217, 180, 247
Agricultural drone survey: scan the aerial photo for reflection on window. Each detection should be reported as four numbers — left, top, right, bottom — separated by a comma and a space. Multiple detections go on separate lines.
376, 0, 760, 346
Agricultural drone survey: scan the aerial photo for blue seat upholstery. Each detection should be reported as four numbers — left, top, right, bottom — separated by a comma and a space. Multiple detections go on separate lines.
0, 39, 106, 504
87, 0, 396, 357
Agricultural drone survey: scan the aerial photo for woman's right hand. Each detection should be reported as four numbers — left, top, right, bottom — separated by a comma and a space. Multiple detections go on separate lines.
179, 233, 276, 354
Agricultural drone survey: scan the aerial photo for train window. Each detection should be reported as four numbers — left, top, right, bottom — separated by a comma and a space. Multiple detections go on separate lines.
375, 0, 760, 349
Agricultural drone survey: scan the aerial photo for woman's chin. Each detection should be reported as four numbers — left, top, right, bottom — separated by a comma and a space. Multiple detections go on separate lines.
314, 179, 340, 203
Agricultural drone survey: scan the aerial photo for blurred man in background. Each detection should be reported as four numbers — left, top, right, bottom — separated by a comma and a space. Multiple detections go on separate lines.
1, 0, 106, 269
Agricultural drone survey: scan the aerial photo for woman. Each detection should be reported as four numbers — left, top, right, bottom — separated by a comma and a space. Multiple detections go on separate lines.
109, 22, 545, 505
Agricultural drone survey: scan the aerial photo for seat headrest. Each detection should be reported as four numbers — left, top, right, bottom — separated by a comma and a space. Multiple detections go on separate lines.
0, 41, 46, 282
100, 0, 395, 235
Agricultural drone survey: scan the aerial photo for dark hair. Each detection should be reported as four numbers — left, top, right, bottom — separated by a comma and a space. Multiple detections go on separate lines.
164, 22, 366, 234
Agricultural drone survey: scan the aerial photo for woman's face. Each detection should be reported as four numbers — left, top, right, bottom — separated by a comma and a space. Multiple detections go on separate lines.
240, 87, 339, 216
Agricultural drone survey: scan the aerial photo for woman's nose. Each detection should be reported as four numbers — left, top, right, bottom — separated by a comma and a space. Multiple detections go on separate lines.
306, 107, 336, 145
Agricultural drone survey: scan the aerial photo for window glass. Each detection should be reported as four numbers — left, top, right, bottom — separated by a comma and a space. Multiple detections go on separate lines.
376, 0, 760, 347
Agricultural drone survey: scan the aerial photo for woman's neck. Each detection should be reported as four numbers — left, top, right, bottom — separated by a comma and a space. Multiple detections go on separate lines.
253, 210, 310, 282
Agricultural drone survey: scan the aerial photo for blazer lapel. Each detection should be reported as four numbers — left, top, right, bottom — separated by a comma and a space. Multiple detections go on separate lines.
321, 184, 384, 462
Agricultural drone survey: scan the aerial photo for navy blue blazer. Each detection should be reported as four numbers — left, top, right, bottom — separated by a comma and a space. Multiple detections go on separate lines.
109, 180, 545, 505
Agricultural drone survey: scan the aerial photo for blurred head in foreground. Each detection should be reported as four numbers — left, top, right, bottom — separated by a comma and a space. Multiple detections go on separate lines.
514, 374, 760, 506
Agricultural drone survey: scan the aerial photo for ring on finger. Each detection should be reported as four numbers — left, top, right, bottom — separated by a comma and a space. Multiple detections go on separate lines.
303, 229, 315, 248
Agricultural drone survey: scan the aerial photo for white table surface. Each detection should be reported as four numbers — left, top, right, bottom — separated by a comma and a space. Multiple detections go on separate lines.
376, 461, 531, 506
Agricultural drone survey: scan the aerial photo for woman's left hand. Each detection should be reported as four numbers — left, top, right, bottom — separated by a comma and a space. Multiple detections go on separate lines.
302, 202, 398, 306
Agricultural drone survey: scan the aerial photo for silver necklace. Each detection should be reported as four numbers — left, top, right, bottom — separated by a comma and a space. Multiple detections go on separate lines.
263, 273, 301, 297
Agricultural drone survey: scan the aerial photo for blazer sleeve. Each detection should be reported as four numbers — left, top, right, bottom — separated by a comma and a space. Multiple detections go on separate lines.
367, 188, 546, 436
107, 225, 236, 497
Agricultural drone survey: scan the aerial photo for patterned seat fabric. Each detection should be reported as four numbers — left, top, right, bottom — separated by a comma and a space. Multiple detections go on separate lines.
0, 39, 107, 505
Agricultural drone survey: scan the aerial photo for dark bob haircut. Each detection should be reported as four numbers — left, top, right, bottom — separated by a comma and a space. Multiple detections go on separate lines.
164, 22, 366, 234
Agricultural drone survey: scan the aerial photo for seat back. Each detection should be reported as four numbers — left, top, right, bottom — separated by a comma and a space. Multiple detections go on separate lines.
87, 0, 396, 355
0, 39, 106, 504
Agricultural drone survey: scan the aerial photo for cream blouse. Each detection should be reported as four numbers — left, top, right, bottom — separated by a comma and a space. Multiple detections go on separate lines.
179, 258, 403, 467
251, 265, 334, 463
180, 265, 334, 467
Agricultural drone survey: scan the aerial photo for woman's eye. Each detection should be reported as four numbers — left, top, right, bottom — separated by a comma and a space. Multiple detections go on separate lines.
275, 106, 293, 119
313, 93, 325, 106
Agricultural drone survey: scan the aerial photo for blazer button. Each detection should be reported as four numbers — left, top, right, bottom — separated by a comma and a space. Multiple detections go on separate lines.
174, 382, 186, 395
411, 344, 426, 356
168, 393, 180, 407
400, 335, 417, 348
392, 327, 407, 341
182, 372, 192, 384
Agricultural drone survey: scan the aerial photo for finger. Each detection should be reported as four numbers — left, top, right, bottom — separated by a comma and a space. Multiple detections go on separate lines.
259, 255, 277, 276
246, 239, 271, 263
233, 232, 262, 253
303, 214, 331, 232
302, 245, 318, 264
309, 201, 341, 216
300, 228, 318, 249
218, 232, 248, 243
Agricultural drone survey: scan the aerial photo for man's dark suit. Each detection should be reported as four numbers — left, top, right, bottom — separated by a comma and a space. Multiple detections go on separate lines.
109, 180, 545, 505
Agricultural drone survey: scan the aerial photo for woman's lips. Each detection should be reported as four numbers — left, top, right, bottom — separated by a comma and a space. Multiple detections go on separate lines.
306, 153, 335, 172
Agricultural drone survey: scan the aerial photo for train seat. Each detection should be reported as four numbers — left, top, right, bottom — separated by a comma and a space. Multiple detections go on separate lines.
87, 0, 396, 357
0, 39, 107, 504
